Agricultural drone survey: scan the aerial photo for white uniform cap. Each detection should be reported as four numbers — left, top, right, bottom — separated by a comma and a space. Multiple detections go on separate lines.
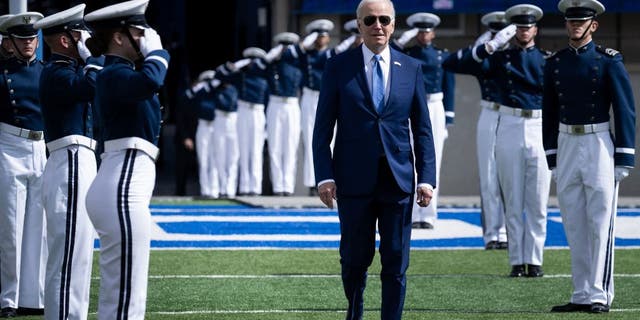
343, 19, 358, 34
0, 14, 14, 36
406, 12, 440, 32
273, 32, 299, 45
84, 0, 149, 30
481, 11, 508, 32
243, 47, 267, 59
0, 12, 44, 38
505, 4, 543, 27
34, 4, 88, 35
558, 0, 605, 20
305, 19, 334, 35
198, 70, 216, 82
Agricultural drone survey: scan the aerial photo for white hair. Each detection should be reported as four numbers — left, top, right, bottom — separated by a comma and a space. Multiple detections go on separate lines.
356, 0, 396, 19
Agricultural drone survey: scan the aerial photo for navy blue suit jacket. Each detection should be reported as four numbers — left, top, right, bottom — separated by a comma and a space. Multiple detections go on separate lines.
313, 45, 436, 196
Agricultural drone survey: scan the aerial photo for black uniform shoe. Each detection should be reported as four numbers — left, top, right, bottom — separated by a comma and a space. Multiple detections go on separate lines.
17, 307, 44, 316
420, 222, 434, 229
509, 264, 525, 277
550, 302, 591, 312
590, 303, 610, 313
0, 308, 17, 318
411, 222, 422, 229
485, 240, 499, 250
497, 241, 508, 249
526, 264, 544, 277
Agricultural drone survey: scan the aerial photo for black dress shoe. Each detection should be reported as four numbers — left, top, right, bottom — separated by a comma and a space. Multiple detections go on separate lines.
0, 307, 17, 318
590, 303, 610, 313
420, 222, 434, 229
485, 240, 499, 250
411, 222, 422, 229
550, 302, 591, 312
283, 192, 293, 197
17, 307, 44, 316
509, 264, 525, 277
273, 192, 285, 196
497, 241, 508, 249
526, 264, 544, 277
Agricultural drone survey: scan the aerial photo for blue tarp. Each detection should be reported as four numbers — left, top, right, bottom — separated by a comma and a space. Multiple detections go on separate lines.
299, 0, 640, 14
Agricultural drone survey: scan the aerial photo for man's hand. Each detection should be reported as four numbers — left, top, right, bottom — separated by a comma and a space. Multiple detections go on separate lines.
301, 31, 318, 50
615, 167, 630, 182
474, 30, 493, 47
485, 24, 516, 53
551, 168, 557, 182
183, 138, 194, 151
77, 30, 92, 62
318, 181, 337, 209
139, 27, 163, 57
416, 185, 433, 207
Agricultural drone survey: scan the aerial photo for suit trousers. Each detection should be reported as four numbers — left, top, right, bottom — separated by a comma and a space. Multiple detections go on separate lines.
476, 102, 507, 244
0, 130, 47, 309
337, 157, 413, 320
556, 131, 616, 306
42, 145, 96, 320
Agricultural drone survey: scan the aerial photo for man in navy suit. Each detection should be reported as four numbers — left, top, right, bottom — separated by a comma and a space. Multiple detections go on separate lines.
312, 1, 436, 319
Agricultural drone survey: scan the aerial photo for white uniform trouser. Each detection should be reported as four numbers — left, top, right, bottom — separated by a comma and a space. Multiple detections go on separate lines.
266, 95, 300, 194
495, 113, 550, 266
556, 130, 616, 306
477, 101, 507, 244
237, 100, 266, 195
412, 92, 447, 224
86, 147, 156, 320
43, 144, 96, 320
213, 110, 239, 198
300, 87, 319, 188
195, 119, 218, 197
0, 129, 47, 309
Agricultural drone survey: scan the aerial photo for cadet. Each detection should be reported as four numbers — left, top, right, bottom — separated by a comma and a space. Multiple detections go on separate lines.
544, 0, 635, 313
34, 4, 102, 319
84, 0, 170, 318
442, 11, 509, 250
193, 70, 219, 198
394, 12, 455, 229
0, 14, 14, 61
221, 48, 270, 196
263, 32, 303, 196
0, 12, 47, 318
462, 4, 551, 277
342, 18, 363, 50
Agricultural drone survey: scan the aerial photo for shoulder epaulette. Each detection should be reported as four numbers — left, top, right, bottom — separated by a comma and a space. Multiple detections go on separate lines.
596, 45, 620, 57
52, 60, 72, 65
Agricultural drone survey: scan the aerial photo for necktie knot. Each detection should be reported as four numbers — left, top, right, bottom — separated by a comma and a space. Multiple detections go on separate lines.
372, 55, 384, 112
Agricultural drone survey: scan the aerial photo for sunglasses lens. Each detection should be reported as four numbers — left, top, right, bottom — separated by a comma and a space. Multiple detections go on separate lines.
379, 16, 391, 26
363, 16, 376, 26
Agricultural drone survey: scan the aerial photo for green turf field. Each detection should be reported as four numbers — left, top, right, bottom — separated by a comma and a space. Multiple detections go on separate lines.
22, 248, 638, 319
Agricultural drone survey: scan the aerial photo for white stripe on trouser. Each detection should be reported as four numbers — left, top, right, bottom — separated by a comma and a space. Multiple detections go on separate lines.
0, 131, 47, 309
266, 97, 300, 194
556, 131, 616, 305
213, 111, 239, 197
86, 149, 155, 320
476, 106, 507, 243
195, 119, 218, 197
237, 101, 266, 194
300, 87, 319, 187
412, 94, 447, 224
495, 114, 550, 266
43, 145, 96, 320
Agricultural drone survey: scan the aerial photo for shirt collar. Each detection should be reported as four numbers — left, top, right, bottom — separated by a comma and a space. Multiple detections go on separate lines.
362, 44, 391, 65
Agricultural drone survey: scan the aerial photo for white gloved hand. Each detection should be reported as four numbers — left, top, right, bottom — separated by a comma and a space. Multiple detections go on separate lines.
395, 28, 419, 48
474, 31, 493, 47
77, 30, 92, 62
302, 32, 318, 50
615, 167, 630, 182
233, 58, 252, 70
485, 24, 516, 53
139, 27, 163, 57
264, 44, 284, 63
334, 34, 357, 54
551, 168, 557, 182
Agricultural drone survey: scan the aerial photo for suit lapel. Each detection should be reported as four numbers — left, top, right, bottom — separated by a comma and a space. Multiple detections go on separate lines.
380, 48, 402, 115
354, 47, 377, 114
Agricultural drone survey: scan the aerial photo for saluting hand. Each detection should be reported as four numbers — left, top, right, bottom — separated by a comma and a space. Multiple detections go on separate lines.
318, 182, 337, 209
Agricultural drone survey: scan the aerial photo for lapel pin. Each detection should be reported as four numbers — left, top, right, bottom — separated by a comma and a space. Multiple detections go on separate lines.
394, 61, 401, 66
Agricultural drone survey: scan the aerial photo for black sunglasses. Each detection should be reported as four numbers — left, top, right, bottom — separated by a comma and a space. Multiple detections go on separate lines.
362, 15, 393, 27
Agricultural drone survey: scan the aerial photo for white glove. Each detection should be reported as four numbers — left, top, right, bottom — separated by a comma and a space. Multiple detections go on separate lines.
485, 24, 516, 53
139, 27, 163, 57
264, 44, 284, 63
474, 31, 493, 47
77, 30, 92, 62
302, 31, 318, 50
334, 34, 357, 54
395, 28, 419, 49
551, 168, 557, 182
615, 167, 630, 182
233, 58, 252, 70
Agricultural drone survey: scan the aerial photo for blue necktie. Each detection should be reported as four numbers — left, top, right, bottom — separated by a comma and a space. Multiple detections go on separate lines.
372, 54, 384, 112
